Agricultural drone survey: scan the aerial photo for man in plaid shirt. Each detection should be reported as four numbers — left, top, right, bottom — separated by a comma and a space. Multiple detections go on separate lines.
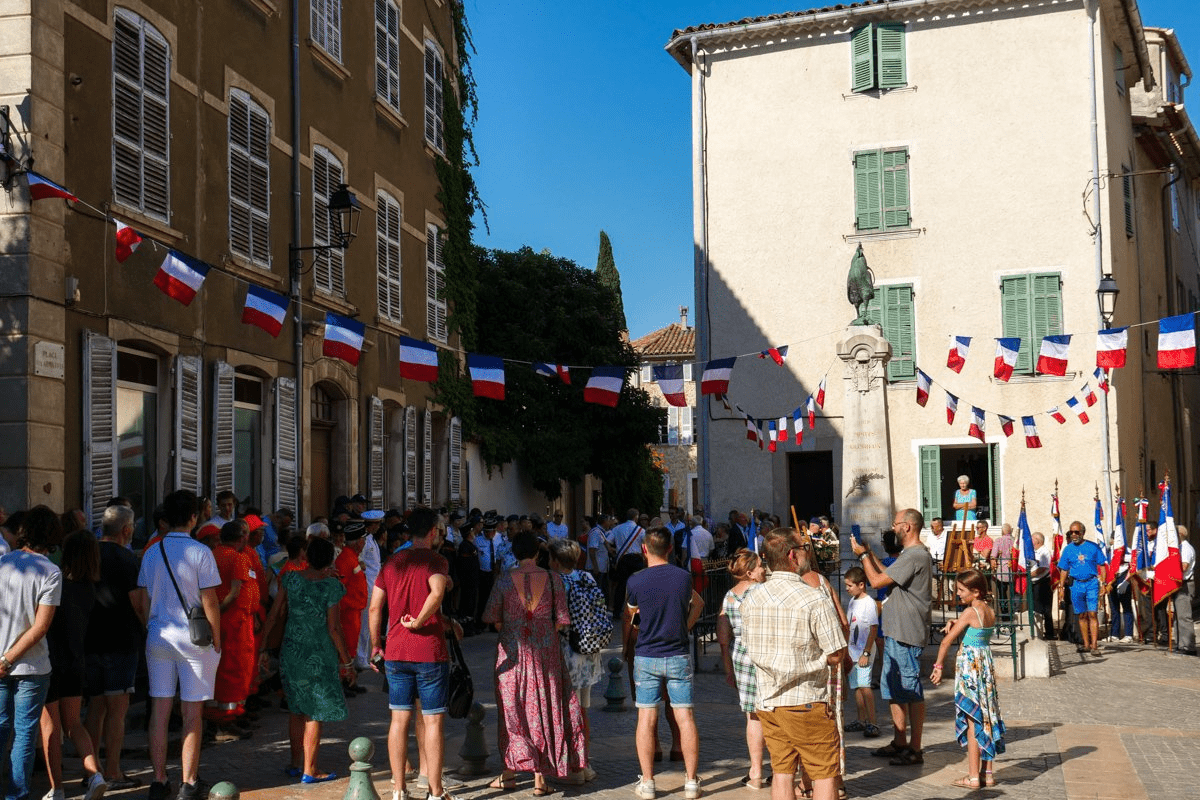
742, 530, 847, 800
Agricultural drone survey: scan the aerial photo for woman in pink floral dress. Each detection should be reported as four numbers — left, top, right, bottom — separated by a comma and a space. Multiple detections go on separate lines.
483, 531, 586, 795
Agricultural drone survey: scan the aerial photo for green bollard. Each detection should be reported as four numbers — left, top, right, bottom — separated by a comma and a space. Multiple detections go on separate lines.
602, 657, 627, 712
457, 702, 490, 775
208, 782, 238, 800
345, 737, 381, 800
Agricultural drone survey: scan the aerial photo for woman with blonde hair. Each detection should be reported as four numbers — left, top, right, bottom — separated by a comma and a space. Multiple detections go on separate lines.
717, 549, 769, 789
548, 538, 601, 785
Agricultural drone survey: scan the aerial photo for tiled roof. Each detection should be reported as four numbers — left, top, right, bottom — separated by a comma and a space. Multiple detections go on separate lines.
632, 323, 695, 358
670, 0, 888, 39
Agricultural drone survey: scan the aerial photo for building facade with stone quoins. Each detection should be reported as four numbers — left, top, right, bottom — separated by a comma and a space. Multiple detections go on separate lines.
666, 0, 1200, 534
0, 0, 465, 531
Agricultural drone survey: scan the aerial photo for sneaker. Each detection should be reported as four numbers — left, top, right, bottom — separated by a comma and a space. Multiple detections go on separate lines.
684, 777, 701, 799
843, 720, 865, 732
417, 774, 463, 789
863, 723, 882, 738
633, 777, 656, 800
1120, 636, 1133, 643
84, 773, 108, 800
148, 781, 171, 800
42, 790, 65, 800
393, 791, 410, 800
178, 779, 211, 800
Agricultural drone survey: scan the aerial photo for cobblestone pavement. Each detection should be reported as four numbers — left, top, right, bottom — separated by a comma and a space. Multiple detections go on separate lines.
36, 629, 1200, 800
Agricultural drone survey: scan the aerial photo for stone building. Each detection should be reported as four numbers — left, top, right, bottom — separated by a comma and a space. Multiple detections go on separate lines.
1, 0, 469, 532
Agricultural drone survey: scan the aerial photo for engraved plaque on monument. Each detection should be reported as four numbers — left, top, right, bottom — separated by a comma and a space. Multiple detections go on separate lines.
837, 326, 895, 549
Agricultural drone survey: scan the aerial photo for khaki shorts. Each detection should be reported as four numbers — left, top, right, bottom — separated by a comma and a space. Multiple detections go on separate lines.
757, 704, 840, 781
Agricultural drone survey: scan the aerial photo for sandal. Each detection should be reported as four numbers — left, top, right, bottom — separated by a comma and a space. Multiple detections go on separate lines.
951, 775, 980, 789
838, 788, 848, 800
301, 773, 338, 784
488, 777, 518, 791
741, 774, 772, 790
871, 742, 905, 758
983, 771, 996, 787
889, 748, 924, 766
795, 790, 813, 800
532, 787, 558, 797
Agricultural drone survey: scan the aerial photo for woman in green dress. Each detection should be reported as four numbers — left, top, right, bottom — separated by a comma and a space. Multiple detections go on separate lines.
262, 536, 355, 783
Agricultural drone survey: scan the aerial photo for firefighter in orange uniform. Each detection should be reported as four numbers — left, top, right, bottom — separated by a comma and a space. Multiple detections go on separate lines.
334, 520, 369, 693
206, 519, 259, 730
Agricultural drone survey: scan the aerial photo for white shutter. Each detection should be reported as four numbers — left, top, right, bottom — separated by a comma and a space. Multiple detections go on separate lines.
404, 405, 418, 507
683, 362, 693, 381
668, 406, 679, 446
421, 408, 433, 507
83, 331, 118, 529
173, 355, 203, 494
423, 41, 444, 151
274, 377, 298, 512
229, 89, 270, 266
312, 146, 345, 296
112, 9, 170, 221
448, 416, 462, 504
211, 361, 235, 496
681, 406, 694, 445
377, 192, 402, 322
311, 0, 342, 62
375, 0, 400, 110
368, 396, 385, 510
425, 224, 447, 342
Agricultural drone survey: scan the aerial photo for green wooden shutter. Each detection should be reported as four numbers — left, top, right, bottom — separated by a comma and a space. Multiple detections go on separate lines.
987, 443, 1001, 522
1001, 274, 1033, 373
865, 291, 881, 325
1031, 272, 1063, 345
919, 445, 942, 527
851, 25, 876, 92
883, 284, 916, 380
1123, 168, 1134, 237
882, 149, 910, 229
877, 24, 907, 88
855, 150, 882, 231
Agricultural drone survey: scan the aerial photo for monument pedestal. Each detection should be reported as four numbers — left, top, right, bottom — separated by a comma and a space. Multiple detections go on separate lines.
837, 326, 895, 550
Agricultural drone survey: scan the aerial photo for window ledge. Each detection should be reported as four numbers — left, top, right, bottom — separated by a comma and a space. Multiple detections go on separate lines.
990, 372, 1082, 385
376, 316, 410, 337
844, 227, 923, 243
308, 41, 350, 82
424, 141, 445, 160
239, 0, 279, 16
307, 287, 358, 317
221, 254, 284, 290
375, 99, 409, 132
843, 85, 917, 100
111, 205, 185, 245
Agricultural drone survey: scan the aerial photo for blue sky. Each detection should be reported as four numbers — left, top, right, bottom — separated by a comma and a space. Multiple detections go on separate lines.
465, 0, 1199, 342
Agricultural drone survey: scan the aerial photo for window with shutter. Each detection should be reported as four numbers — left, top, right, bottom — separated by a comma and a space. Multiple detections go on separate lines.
865, 283, 915, 381
174, 355, 203, 494
877, 24, 907, 89
375, 0, 401, 111
313, 146, 346, 296
851, 25, 875, 92
421, 409, 433, 506
211, 362, 236, 497
369, 396, 385, 510
449, 417, 462, 504
112, 9, 170, 221
681, 406, 694, 445
424, 40, 445, 152
274, 377, 298, 513
854, 148, 909, 231
850, 22, 906, 93
1001, 272, 1062, 375
1122, 166, 1134, 238
919, 445, 942, 525
311, 0, 342, 63
228, 90, 271, 267
667, 406, 679, 445
425, 224, 447, 342
84, 331, 118, 529
377, 192, 403, 322
404, 405, 418, 507
1114, 43, 1126, 94
683, 362, 693, 382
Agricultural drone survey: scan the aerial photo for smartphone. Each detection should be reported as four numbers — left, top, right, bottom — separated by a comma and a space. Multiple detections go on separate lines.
851, 524, 863, 544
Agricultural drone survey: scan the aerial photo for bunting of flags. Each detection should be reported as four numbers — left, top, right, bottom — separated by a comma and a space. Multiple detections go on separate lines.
1158, 314, 1196, 368
947, 336, 971, 373
241, 285, 289, 337
1036, 335, 1071, 376
114, 221, 142, 263
1022, 416, 1041, 448
700, 357, 736, 395
946, 392, 958, 424
994, 338, 1020, 382
653, 364, 687, 407
759, 345, 788, 365
25, 171, 78, 202
399, 336, 440, 382
1094, 367, 1110, 393
968, 406, 985, 441
999, 415, 1014, 437
1048, 406, 1067, 424
322, 313, 365, 366
468, 355, 506, 400
583, 367, 625, 407
154, 251, 210, 306
1066, 396, 1089, 424
534, 362, 571, 384
915, 370, 931, 407
816, 375, 827, 408
1097, 327, 1128, 368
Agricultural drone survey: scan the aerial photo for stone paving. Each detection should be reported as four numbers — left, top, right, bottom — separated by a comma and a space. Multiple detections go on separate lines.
35, 627, 1200, 800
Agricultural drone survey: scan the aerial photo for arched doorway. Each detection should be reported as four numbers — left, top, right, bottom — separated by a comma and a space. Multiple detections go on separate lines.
310, 382, 338, 519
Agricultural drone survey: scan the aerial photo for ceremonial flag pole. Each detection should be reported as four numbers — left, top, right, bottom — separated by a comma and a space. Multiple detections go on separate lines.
1017, 489, 1036, 637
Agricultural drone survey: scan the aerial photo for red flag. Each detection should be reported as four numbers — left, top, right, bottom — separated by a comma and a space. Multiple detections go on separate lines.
807, 395, 816, 429
26, 172, 78, 202
999, 415, 1015, 437
114, 221, 143, 263
815, 375, 827, 408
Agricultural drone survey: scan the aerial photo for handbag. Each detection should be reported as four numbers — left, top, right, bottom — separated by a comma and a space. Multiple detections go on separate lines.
159, 539, 214, 647
445, 631, 474, 719
565, 572, 613, 655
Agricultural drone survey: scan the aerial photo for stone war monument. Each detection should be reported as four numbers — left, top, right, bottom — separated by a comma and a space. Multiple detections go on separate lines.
838, 245, 895, 551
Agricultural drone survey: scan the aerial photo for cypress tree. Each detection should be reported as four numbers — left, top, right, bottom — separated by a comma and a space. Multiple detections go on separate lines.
595, 230, 627, 331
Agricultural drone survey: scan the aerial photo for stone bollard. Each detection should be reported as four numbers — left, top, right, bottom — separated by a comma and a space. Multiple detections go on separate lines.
208, 782, 238, 800
458, 701, 490, 775
602, 657, 626, 712
345, 737, 381, 800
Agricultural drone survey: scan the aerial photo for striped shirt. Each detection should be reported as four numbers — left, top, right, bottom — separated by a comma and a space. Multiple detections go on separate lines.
741, 570, 846, 711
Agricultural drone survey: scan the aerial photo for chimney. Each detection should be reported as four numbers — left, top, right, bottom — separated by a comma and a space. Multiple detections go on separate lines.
680, 305, 689, 328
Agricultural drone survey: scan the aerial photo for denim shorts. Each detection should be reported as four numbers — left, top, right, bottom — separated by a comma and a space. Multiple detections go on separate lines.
633, 654, 694, 709
880, 637, 924, 704
1070, 577, 1100, 613
85, 651, 139, 697
385, 660, 449, 714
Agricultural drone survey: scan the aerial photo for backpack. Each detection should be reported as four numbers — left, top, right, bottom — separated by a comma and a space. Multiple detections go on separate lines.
564, 571, 613, 655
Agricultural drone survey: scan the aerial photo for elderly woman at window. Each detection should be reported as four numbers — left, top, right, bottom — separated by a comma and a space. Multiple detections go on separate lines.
953, 475, 978, 527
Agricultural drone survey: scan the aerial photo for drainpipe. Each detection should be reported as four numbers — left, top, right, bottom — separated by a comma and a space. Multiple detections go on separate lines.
290, 0, 305, 510
691, 37, 712, 522
1160, 165, 1186, 516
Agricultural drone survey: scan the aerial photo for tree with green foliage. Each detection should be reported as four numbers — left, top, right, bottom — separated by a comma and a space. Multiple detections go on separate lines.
434, 246, 663, 511
595, 230, 627, 332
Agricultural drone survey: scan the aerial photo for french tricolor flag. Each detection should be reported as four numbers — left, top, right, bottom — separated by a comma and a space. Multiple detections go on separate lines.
26, 172, 78, 202
1153, 481, 1184, 606
241, 285, 289, 337
114, 221, 143, 263
322, 312, 365, 366
534, 362, 571, 384
1157, 313, 1196, 369
946, 391, 958, 424
994, 338, 1020, 382
792, 407, 804, 444
1096, 327, 1128, 368
399, 336, 439, 382
968, 406, 986, 441
745, 415, 759, 443
1048, 406, 1067, 424
1036, 335, 1071, 376
1082, 383, 1097, 407
1022, 416, 1042, 448
759, 345, 788, 365
584, 366, 625, 407
777, 415, 789, 443
767, 420, 779, 452
947, 336, 971, 373
154, 250, 210, 306
468, 354, 506, 400
653, 364, 687, 407
756, 420, 766, 449
1105, 499, 1126, 584
1094, 367, 1110, 393
815, 376, 827, 408
999, 415, 1015, 437
915, 369, 931, 407
1066, 396, 1089, 424
806, 395, 817, 429
700, 357, 736, 395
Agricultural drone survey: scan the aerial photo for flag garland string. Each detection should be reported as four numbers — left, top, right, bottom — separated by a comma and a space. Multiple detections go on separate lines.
18, 170, 1200, 413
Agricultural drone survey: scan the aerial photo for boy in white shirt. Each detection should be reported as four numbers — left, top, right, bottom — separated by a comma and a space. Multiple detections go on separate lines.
843, 566, 881, 737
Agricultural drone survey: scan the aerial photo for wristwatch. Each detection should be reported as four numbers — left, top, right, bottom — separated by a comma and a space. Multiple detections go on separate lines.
0, 655, 12, 670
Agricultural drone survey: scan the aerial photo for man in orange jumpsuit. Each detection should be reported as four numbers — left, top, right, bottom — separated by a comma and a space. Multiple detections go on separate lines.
206, 520, 259, 734
335, 520, 369, 695
241, 515, 272, 702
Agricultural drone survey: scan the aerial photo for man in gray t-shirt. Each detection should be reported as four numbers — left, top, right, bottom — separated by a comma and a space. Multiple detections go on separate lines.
851, 508, 932, 768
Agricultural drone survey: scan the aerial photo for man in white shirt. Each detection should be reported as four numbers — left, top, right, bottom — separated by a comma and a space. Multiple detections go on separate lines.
134, 490, 221, 800
546, 511, 569, 539
1175, 526, 1195, 656
922, 518, 947, 564
204, 490, 237, 531
1030, 532, 1055, 640
686, 517, 714, 594
587, 515, 614, 604
665, 508, 688, 566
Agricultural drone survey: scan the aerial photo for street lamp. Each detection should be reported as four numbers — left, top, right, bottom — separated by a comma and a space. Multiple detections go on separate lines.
1097, 274, 1119, 328
326, 183, 361, 247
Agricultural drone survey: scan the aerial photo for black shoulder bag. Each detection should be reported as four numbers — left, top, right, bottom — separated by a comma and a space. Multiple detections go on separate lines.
159, 539, 214, 647
445, 630, 474, 719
